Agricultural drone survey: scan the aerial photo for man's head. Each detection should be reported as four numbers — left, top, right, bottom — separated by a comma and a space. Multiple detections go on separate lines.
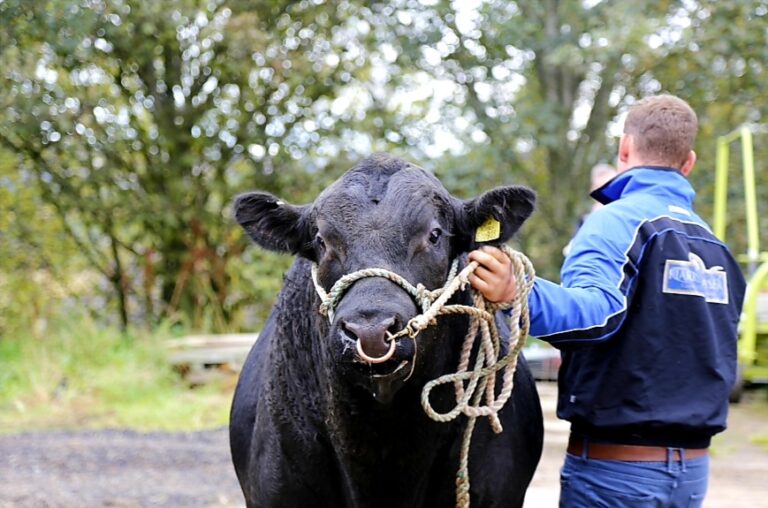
618, 94, 698, 176
590, 163, 617, 192
589, 163, 617, 211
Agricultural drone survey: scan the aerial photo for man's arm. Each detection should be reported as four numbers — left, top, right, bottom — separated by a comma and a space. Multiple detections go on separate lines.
469, 214, 630, 348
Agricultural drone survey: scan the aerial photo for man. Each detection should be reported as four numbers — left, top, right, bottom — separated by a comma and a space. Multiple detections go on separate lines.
563, 162, 618, 256
585, 162, 617, 214
469, 94, 746, 507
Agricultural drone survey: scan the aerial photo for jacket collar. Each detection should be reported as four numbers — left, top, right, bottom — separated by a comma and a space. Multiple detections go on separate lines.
590, 166, 695, 206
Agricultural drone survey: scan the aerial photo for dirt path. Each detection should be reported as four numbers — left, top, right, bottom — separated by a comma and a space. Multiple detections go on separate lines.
0, 382, 766, 507
524, 382, 768, 508
0, 429, 243, 508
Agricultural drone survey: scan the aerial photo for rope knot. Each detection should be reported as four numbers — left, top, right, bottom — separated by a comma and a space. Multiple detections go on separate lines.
318, 300, 333, 317
414, 283, 433, 311
405, 314, 436, 337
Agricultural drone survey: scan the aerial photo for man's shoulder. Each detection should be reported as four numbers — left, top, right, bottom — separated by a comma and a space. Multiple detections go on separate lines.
603, 194, 709, 232
581, 198, 650, 234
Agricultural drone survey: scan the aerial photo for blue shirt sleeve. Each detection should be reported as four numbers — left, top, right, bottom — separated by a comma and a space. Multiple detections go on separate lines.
526, 206, 631, 347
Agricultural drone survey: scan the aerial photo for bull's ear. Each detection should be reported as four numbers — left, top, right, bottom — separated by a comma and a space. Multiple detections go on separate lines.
234, 191, 315, 259
455, 186, 536, 251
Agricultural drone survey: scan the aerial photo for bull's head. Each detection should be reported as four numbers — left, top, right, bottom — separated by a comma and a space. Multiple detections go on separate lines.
234, 154, 535, 402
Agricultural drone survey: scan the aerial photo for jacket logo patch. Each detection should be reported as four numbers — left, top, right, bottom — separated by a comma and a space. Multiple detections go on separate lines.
662, 253, 728, 304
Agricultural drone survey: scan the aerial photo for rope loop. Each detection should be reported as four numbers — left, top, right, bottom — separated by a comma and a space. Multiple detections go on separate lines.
424, 245, 534, 508
309, 246, 535, 508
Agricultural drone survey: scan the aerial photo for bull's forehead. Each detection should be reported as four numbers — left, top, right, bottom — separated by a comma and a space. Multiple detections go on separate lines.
314, 166, 453, 226
313, 166, 454, 237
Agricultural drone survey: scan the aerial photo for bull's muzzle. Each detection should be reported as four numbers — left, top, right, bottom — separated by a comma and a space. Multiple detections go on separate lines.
342, 317, 398, 364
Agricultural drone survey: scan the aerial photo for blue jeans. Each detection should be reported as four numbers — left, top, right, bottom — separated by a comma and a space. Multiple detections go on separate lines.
559, 449, 709, 507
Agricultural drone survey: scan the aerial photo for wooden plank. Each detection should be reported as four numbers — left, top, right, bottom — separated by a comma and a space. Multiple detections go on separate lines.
168, 347, 253, 366
165, 333, 259, 350
166, 333, 259, 371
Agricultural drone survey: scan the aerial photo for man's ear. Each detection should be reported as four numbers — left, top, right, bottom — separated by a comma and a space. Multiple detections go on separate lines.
680, 150, 696, 176
618, 133, 632, 168
454, 186, 536, 251
233, 191, 315, 259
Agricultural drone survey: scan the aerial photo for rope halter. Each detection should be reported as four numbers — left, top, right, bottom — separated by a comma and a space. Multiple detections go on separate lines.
310, 245, 535, 508
310, 258, 461, 362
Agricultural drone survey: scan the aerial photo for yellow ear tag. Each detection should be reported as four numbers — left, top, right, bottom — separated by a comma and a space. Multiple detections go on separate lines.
475, 217, 501, 242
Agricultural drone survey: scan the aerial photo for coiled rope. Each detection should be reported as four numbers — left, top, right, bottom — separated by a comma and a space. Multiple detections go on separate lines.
310, 245, 535, 508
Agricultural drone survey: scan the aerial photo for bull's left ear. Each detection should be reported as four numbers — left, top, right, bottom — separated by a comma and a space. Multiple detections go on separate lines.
455, 186, 536, 250
234, 191, 315, 259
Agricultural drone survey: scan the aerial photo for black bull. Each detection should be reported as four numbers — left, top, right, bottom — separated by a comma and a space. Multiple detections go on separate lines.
230, 154, 544, 507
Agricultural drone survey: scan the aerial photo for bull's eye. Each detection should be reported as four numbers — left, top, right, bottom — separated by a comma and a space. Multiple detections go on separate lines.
428, 228, 442, 245
315, 234, 326, 252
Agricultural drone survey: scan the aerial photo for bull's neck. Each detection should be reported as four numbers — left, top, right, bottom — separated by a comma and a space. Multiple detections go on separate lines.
269, 258, 471, 504
321, 316, 469, 507
326, 381, 460, 507
267, 260, 330, 424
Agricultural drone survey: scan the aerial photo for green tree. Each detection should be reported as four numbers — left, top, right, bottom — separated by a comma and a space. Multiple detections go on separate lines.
643, 0, 768, 257
4, 0, 768, 333
371, 1, 689, 275
0, 146, 88, 336
368, 0, 768, 276
0, 0, 390, 330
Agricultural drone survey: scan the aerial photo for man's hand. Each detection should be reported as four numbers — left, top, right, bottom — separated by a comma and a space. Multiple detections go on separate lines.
467, 246, 518, 303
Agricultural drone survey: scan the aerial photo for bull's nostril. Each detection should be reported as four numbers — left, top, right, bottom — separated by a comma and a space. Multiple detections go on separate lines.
342, 316, 398, 360
355, 336, 396, 364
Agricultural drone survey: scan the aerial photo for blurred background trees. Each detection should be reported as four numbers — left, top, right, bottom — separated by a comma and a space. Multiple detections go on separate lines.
2, 0, 767, 335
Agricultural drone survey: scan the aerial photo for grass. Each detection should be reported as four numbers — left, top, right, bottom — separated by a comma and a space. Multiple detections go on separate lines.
753, 434, 768, 452
747, 391, 768, 453
0, 317, 234, 433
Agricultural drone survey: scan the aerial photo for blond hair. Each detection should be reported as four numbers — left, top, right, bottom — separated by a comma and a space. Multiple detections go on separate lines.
623, 94, 698, 169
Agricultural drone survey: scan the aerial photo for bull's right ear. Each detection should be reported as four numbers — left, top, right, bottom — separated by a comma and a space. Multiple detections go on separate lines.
234, 191, 315, 259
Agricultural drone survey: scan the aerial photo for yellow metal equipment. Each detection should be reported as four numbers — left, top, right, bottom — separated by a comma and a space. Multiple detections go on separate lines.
713, 124, 768, 401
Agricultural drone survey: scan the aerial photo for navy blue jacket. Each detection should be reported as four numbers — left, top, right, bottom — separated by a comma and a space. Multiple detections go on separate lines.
527, 166, 746, 448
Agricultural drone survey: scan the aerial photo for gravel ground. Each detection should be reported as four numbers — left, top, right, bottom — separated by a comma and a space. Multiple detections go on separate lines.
1, 383, 766, 508
0, 429, 243, 508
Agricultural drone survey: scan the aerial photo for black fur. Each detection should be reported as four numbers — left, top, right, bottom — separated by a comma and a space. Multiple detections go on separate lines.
230, 154, 543, 507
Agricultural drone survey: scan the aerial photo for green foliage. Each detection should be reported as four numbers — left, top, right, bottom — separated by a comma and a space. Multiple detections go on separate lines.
0, 315, 231, 432
376, 0, 681, 276
0, 0, 391, 331
3, 0, 768, 432
644, 0, 768, 256
2, 0, 768, 333
754, 433, 768, 453
0, 146, 89, 336
378, 0, 768, 277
